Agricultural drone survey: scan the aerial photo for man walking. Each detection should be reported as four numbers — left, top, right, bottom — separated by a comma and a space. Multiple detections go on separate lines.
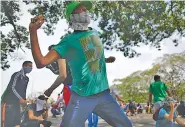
29, 1, 132, 127
1, 61, 33, 127
149, 75, 171, 113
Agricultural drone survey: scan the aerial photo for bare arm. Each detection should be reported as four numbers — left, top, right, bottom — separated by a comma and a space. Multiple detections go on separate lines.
29, 16, 60, 68
28, 110, 44, 121
44, 59, 67, 97
149, 92, 152, 104
116, 95, 124, 102
175, 117, 185, 127
164, 103, 175, 121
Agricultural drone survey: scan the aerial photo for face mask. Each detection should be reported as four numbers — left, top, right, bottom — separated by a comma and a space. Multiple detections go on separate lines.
36, 99, 46, 111
23, 66, 32, 74
69, 12, 91, 30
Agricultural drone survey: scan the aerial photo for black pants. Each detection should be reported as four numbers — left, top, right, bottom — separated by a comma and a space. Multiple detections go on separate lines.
1, 103, 21, 127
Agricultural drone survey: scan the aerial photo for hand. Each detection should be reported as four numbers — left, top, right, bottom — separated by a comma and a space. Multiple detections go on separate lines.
106, 56, 116, 63
20, 99, 27, 104
44, 88, 53, 97
170, 103, 175, 109
29, 15, 44, 31
26, 99, 31, 103
38, 116, 44, 121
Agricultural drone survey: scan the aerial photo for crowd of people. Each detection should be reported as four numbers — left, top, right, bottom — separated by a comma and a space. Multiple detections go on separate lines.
1, 1, 185, 127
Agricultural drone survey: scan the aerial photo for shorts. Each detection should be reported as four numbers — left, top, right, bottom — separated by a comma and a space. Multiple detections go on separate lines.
1, 103, 21, 127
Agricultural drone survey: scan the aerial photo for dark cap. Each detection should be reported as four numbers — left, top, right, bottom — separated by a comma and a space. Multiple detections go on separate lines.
38, 95, 48, 100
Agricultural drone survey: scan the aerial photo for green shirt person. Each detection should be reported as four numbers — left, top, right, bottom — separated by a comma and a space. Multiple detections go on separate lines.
29, 1, 132, 127
149, 75, 171, 113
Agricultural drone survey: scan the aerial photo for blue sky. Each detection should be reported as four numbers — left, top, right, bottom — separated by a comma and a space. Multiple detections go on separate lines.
1, 2, 185, 100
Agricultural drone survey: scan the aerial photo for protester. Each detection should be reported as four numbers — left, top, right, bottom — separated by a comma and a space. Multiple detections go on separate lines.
156, 97, 185, 127
137, 103, 143, 114
88, 113, 98, 127
21, 95, 52, 127
44, 44, 72, 108
29, 1, 132, 127
50, 96, 64, 118
1, 61, 33, 127
126, 101, 137, 116
145, 101, 152, 114
149, 75, 171, 113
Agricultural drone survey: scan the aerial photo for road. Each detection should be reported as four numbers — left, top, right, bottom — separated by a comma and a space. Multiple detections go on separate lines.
48, 114, 156, 127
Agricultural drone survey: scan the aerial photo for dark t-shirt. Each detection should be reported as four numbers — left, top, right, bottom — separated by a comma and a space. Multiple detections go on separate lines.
1, 71, 29, 105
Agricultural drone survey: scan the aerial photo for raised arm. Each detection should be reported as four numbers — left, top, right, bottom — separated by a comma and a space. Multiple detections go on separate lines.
164, 103, 175, 121
29, 16, 60, 68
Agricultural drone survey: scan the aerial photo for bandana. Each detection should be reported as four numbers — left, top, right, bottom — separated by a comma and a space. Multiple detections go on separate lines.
69, 12, 90, 30
36, 99, 46, 111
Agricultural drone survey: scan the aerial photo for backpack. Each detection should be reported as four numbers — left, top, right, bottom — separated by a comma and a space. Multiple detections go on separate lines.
153, 107, 163, 121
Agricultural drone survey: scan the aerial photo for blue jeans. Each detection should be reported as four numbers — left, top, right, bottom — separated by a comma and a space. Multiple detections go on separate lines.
60, 89, 133, 127
51, 108, 61, 116
88, 113, 98, 127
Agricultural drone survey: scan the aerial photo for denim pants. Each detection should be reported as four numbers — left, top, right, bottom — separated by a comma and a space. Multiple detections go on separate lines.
88, 113, 98, 127
60, 89, 133, 127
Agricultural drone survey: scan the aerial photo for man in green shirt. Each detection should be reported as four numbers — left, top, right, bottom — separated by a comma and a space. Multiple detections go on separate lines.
29, 1, 132, 127
149, 75, 171, 113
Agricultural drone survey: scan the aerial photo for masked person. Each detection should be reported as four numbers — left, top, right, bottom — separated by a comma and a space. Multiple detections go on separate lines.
1, 61, 32, 127
29, 1, 132, 127
44, 44, 73, 108
20, 95, 52, 127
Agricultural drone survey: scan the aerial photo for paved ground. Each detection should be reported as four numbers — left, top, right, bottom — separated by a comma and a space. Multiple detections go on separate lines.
48, 114, 156, 127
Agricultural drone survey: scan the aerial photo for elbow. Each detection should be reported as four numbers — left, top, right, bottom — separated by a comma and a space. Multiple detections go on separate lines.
36, 64, 45, 69
28, 115, 34, 120
60, 74, 67, 80
35, 60, 47, 69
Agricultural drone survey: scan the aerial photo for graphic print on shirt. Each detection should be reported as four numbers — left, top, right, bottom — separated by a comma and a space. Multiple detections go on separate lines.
79, 35, 103, 73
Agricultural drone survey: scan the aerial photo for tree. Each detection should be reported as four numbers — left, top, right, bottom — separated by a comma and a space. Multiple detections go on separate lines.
1, 1, 185, 70
156, 52, 185, 101
114, 52, 185, 102
1, 1, 29, 70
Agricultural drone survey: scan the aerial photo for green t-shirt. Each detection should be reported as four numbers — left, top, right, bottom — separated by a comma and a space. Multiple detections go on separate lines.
54, 30, 109, 96
149, 81, 168, 103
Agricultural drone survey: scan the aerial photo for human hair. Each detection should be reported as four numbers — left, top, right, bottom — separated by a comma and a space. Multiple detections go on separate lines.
22, 61, 32, 66
154, 75, 160, 81
48, 45, 56, 51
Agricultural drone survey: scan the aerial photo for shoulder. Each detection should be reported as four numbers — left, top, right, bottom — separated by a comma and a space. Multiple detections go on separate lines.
159, 108, 167, 117
12, 71, 21, 77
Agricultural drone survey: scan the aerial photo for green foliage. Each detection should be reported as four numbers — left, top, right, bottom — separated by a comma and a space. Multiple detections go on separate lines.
1, 1, 29, 70
1, 1, 185, 70
115, 52, 185, 102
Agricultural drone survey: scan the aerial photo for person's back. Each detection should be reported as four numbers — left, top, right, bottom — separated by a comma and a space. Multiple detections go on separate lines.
54, 29, 109, 96
150, 81, 168, 103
